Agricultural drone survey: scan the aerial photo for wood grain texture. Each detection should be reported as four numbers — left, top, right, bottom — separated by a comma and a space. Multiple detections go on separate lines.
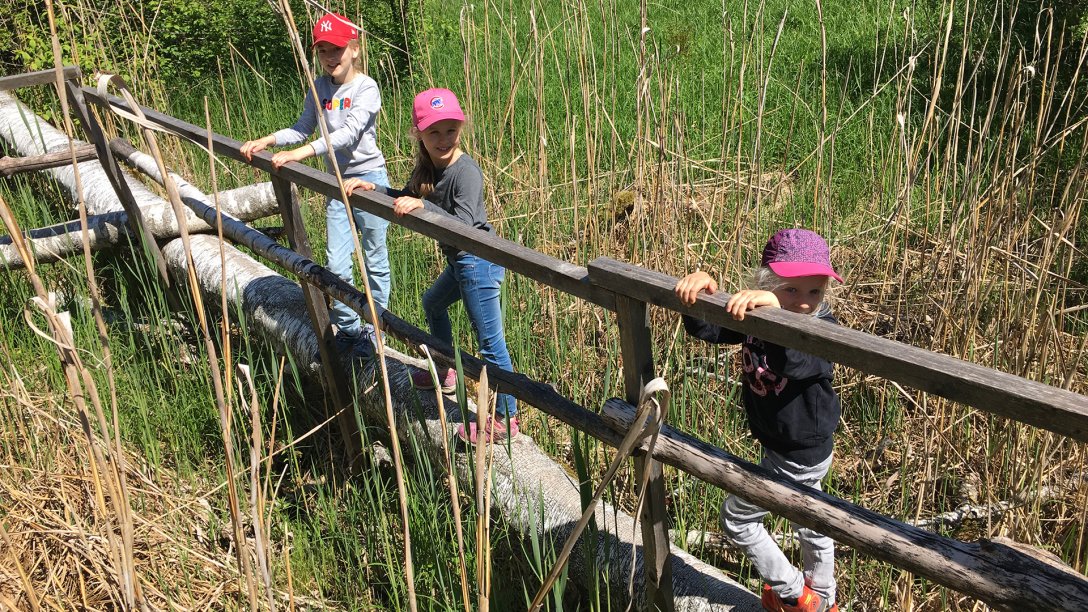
589, 256, 1088, 443
0, 66, 80, 92
601, 399, 1088, 612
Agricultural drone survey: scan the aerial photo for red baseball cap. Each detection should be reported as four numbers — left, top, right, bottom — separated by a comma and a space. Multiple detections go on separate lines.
412, 88, 466, 131
312, 13, 357, 48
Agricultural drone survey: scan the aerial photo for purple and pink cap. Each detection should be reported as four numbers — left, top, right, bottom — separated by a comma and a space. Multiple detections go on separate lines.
412, 88, 465, 131
761, 229, 843, 282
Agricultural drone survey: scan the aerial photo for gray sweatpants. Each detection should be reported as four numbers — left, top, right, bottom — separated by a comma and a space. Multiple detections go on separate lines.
719, 448, 836, 603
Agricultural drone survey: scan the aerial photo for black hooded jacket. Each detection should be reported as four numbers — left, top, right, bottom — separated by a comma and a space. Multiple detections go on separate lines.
682, 312, 840, 464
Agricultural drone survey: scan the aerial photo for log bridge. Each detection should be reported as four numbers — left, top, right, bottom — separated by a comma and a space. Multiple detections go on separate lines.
2, 67, 1087, 611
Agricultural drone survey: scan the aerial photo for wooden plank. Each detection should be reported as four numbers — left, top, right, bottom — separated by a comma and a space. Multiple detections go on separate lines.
64, 80, 175, 295
0, 66, 81, 92
600, 399, 1088, 612
0, 144, 97, 177
588, 256, 1088, 443
615, 295, 675, 612
270, 176, 362, 469
79, 87, 617, 311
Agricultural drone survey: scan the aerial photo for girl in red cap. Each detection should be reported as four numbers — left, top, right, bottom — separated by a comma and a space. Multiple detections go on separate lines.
346, 88, 519, 443
674, 228, 842, 612
241, 13, 391, 360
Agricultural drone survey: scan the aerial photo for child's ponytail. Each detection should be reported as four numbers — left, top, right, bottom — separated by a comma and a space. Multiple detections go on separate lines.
407, 139, 436, 198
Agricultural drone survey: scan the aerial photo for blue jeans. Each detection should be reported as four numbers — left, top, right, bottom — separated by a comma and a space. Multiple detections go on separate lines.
422, 252, 516, 417
327, 167, 390, 338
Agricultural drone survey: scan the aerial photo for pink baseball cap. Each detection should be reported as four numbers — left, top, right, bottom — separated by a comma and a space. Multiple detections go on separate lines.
761, 229, 843, 282
412, 88, 465, 131
312, 13, 356, 48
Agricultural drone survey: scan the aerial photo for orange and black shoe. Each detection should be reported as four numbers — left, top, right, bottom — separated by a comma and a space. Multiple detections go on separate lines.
780, 584, 838, 612
761, 583, 785, 611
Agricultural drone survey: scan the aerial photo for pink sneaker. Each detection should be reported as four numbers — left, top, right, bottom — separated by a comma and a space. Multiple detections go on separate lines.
457, 416, 519, 444
411, 367, 457, 393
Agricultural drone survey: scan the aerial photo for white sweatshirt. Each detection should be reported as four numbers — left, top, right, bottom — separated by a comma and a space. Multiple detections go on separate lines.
273, 73, 386, 176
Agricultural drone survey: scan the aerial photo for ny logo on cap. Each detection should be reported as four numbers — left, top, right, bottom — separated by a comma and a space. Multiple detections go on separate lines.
320, 20, 332, 31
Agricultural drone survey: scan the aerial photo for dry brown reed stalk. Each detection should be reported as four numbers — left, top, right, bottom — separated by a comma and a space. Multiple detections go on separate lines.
273, 4, 419, 608
237, 364, 276, 610
41, 3, 146, 608
93, 74, 260, 606
473, 365, 494, 612
421, 346, 472, 612
0, 366, 326, 609
206, 99, 235, 408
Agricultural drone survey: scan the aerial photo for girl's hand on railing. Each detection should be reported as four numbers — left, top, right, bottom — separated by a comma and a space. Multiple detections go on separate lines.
271, 145, 314, 170
392, 196, 424, 216
343, 178, 376, 193
726, 290, 779, 320
675, 271, 717, 306
240, 135, 275, 161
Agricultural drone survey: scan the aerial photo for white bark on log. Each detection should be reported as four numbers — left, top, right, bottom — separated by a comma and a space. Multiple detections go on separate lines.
0, 91, 279, 232
6, 91, 760, 610
0, 183, 277, 268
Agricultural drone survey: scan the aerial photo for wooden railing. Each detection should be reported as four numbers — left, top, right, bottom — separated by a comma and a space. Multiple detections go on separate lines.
4, 67, 1087, 610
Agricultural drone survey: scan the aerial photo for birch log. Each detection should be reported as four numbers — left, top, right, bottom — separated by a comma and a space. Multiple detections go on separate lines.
0, 92, 280, 265
0, 182, 276, 268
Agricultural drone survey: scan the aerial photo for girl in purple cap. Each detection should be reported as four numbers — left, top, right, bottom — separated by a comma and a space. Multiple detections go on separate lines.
241, 13, 391, 359
674, 228, 842, 612
346, 88, 519, 443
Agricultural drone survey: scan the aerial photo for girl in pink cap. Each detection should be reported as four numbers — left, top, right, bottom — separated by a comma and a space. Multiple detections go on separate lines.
347, 88, 519, 443
674, 228, 842, 612
241, 13, 391, 361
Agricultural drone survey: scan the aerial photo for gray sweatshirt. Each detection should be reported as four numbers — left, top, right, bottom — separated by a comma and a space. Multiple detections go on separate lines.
273, 73, 386, 176
385, 154, 494, 260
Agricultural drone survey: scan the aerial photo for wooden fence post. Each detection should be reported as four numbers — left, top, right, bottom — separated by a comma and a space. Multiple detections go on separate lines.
269, 176, 362, 469
615, 294, 675, 612
63, 79, 175, 296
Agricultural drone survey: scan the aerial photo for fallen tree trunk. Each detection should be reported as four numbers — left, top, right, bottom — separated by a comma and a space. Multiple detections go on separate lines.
6, 91, 760, 610
0, 92, 280, 246
0, 181, 276, 268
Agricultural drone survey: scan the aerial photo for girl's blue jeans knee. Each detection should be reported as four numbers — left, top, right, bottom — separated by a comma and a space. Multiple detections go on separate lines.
422, 252, 517, 418
327, 167, 391, 339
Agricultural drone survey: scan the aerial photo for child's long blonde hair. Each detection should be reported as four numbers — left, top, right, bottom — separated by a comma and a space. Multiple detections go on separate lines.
406, 135, 436, 198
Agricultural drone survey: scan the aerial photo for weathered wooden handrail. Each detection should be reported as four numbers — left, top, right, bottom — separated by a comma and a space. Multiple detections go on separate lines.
588, 257, 1088, 444
600, 399, 1088, 611
0, 144, 97, 177
71, 80, 1088, 610
79, 87, 618, 311
0, 66, 81, 92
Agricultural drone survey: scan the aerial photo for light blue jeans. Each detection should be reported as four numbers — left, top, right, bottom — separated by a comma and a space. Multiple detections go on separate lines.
422, 252, 516, 417
327, 167, 390, 338
719, 449, 836, 604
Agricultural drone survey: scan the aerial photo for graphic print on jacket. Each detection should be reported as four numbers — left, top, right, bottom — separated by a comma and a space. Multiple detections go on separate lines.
681, 311, 842, 464
742, 337, 788, 397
